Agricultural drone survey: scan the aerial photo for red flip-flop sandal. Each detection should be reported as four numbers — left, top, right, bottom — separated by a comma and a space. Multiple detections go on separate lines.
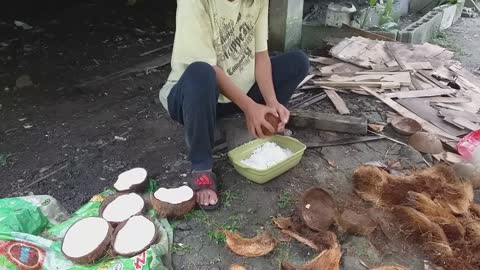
190, 171, 221, 211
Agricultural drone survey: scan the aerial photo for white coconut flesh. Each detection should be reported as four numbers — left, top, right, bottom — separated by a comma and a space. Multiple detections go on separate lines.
154, 186, 194, 204
62, 217, 110, 258
102, 193, 145, 223
114, 216, 156, 254
114, 168, 148, 191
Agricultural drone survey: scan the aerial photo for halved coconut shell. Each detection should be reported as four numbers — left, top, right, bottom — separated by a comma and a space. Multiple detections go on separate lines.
114, 168, 148, 193
62, 217, 113, 264
298, 188, 336, 232
152, 186, 196, 218
408, 132, 444, 154
99, 193, 145, 226
111, 215, 159, 257
391, 117, 422, 136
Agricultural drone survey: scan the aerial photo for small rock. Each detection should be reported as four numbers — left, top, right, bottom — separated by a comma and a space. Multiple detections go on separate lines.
14, 20, 33, 30
17, 179, 24, 183
341, 256, 366, 270
23, 124, 33, 129
16, 75, 33, 89
27, 191, 34, 196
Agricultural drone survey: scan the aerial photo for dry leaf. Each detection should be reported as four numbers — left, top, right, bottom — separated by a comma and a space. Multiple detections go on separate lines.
223, 230, 277, 257
368, 124, 385, 133
229, 264, 247, 270
282, 240, 341, 270
273, 216, 294, 230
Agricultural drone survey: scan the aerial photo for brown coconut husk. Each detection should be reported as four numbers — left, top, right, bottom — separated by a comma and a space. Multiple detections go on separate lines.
414, 165, 459, 185
469, 204, 480, 218
337, 210, 376, 236
434, 182, 474, 215
353, 166, 389, 203
263, 113, 280, 137
151, 188, 196, 218
298, 188, 336, 232
370, 267, 408, 270
393, 206, 452, 256
464, 221, 480, 249
430, 217, 465, 244
222, 230, 277, 257
405, 192, 455, 220
379, 177, 424, 206
281, 237, 341, 270
62, 217, 113, 264
99, 193, 145, 226
111, 215, 159, 257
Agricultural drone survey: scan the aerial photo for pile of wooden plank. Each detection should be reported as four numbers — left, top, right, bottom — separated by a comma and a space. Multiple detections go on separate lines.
297, 36, 480, 163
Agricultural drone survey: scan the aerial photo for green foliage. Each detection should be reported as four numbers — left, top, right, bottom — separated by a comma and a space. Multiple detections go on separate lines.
184, 210, 210, 225
208, 216, 241, 244
0, 153, 8, 167
221, 190, 241, 209
277, 191, 293, 209
368, 0, 378, 6
173, 243, 193, 253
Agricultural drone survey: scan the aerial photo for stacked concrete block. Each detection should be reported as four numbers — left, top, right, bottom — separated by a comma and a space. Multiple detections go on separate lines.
410, 0, 437, 13
393, 0, 410, 18
269, 0, 304, 51
456, 0, 467, 21
434, 4, 458, 30
325, 3, 357, 27
398, 10, 443, 44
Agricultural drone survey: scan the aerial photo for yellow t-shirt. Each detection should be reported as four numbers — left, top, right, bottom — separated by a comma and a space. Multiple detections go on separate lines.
159, 0, 269, 110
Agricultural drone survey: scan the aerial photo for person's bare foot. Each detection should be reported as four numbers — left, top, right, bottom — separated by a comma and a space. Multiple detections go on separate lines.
196, 189, 218, 206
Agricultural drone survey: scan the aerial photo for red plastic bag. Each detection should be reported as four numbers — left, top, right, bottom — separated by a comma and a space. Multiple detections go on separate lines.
457, 130, 480, 160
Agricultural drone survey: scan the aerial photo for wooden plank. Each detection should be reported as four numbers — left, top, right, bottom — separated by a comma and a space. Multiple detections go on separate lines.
319, 62, 364, 76
341, 24, 397, 42
324, 89, 350, 115
314, 81, 400, 89
426, 97, 472, 103
449, 64, 480, 89
417, 70, 448, 89
360, 86, 460, 140
306, 136, 383, 148
439, 108, 480, 123
408, 62, 434, 70
386, 42, 409, 71
328, 72, 411, 86
443, 117, 466, 129
434, 103, 465, 112
397, 98, 468, 137
385, 88, 456, 99
452, 117, 480, 131
290, 109, 367, 134
309, 56, 339, 65
297, 74, 315, 89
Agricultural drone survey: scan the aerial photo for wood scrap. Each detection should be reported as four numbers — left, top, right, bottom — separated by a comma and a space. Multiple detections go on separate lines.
426, 97, 472, 103
417, 70, 448, 89
408, 62, 434, 70
397, 98, 468, 137
385, 42, 409, 71
139, 44, 173, 57
360, 87, 459, 140
319, 62, 364, 76
290, 110, 367, 135
305, 136, 384, 148
76, 54, 171, 88
434, 103, 465, 112
314, 81, 400, 89
368, 124, 385, 133
449, 64, 480, 90
432, 152, 464, 164
442, 117, 466, 129
327, 72, 411, 86
384, 88, 456, 99
297, 74, 315, 89
324, 89, 350, 115
290, 93, 327, 110
341, 24, 397, 42
309, 56, 339, 65
452, 118, 480, 131
439, 108, 480, 123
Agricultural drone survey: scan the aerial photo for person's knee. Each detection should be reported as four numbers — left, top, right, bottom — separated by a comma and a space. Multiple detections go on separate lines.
183, 62, 218, 103
289, 50, 310, 78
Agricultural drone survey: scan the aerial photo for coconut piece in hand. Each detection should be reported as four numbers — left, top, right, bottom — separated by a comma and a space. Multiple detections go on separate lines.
112, 215, 158, 257
152, 186, 196, 218
100, 193, 145, 225
114, 168, 148, 192
62, 217, 112, 264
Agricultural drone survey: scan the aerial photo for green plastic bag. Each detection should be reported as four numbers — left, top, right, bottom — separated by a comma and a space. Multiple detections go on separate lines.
0, 182, 173, 270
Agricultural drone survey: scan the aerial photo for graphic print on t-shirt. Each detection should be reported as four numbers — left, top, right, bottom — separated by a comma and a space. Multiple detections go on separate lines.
212, 11, 256, 76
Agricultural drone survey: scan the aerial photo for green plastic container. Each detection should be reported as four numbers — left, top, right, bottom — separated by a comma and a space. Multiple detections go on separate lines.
228, 135, 307, 184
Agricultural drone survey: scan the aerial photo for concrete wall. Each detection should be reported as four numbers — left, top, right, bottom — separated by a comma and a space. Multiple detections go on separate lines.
269, 0, 304, 51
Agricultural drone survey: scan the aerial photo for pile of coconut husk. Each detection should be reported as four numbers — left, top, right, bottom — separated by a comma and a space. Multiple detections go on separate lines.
354, 164, 480, 270
61, 168, 196, 264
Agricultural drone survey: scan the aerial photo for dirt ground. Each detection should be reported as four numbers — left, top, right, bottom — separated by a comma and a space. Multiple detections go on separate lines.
0, 1, 478, 270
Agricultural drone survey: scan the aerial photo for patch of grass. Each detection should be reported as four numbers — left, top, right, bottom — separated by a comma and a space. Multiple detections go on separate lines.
208, 216, 242, 244
184, 210, 210, 225
431, 32, 465, 56
0, 154, 9, 168
277, 191, 294, 209
221, 190, 241, 208
173, 243, 193, 253
273, 242, 291, 266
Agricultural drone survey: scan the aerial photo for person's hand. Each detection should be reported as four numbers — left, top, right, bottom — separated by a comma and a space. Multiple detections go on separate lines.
244, 102, 278, 138
267, 100, 290, 132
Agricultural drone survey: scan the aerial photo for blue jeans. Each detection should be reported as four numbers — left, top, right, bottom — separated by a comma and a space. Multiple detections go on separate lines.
167, 51, 309, 171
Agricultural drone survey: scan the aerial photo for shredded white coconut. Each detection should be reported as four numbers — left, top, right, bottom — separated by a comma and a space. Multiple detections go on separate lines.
241, 142, 293, 170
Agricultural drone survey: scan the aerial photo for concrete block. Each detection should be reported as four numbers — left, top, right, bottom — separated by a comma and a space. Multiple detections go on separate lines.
434, 4, 458, 30
269, 0, 304, 51
351, 5, 384, 28
456, 0, 467, 22
393, 0, 410, 17
398, 10, 443, 44
410, 0, 436, 13
325, 3, 356, 27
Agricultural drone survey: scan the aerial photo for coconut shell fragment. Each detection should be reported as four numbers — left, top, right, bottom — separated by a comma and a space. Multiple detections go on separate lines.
337, 210, 376, 236
114, 168, 148, 192
99, 193, 145, 225
298, 188, 336, 231
229, 264, 247, 270
408, 132, 444, 154
112, 215, 158, 257
223, 230, 277, 257
62, 217, 113, 264
152, 186, 196, 218
281, 238, 341, 270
